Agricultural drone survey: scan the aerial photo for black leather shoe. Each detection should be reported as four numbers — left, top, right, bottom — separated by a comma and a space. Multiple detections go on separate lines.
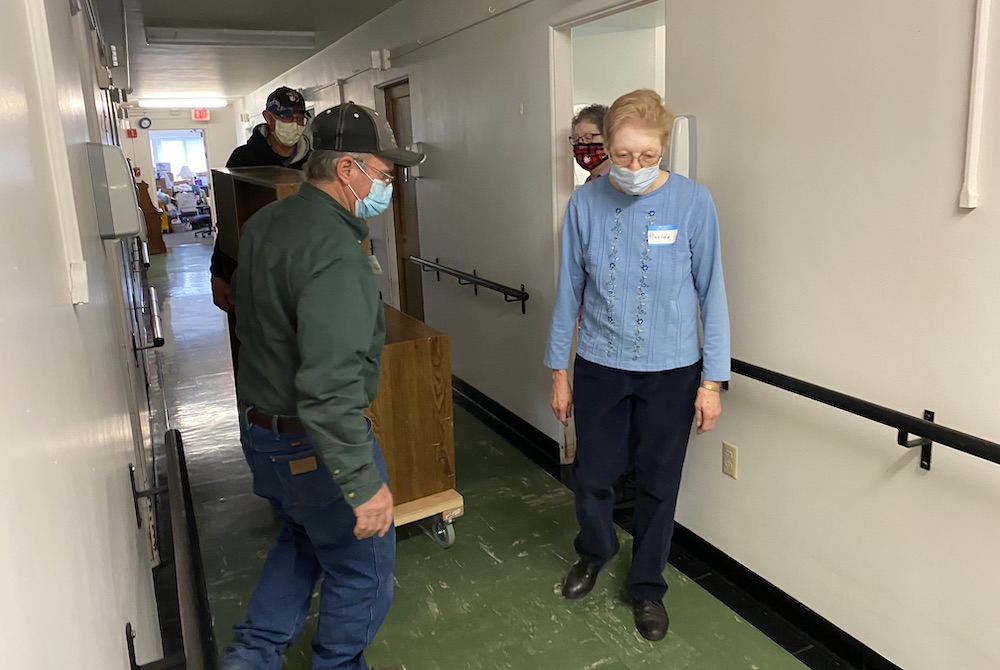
562, 560, 602, 600
633, 599, 670, 641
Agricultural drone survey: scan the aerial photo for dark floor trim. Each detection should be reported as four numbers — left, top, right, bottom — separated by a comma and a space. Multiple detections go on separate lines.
451, 378, 901, 670
669, 526, 901, 670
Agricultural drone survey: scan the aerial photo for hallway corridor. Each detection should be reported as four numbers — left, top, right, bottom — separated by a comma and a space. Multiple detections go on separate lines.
148, 236, 807, 669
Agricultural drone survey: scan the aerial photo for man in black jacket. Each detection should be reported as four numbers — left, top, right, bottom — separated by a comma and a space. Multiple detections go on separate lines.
225, 86, 311, 170
210, 87, 312, 375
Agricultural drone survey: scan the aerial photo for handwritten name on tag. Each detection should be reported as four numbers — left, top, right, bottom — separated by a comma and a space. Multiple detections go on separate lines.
648, 225, 678, 246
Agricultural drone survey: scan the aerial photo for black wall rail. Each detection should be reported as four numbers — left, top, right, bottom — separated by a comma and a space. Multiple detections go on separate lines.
732, 359, 1000, 471
127, 430, 217, 670
410, 256, 529, 314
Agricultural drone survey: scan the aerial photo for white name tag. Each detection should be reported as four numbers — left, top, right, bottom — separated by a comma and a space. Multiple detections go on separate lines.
647, 225, 678, 246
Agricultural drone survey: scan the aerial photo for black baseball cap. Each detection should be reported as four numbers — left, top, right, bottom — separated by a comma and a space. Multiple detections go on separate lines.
266, 87, 308, 118
311, 102, 425, 167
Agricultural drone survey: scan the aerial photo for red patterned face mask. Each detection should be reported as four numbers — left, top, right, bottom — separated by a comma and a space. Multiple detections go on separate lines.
573, 143, 608, 171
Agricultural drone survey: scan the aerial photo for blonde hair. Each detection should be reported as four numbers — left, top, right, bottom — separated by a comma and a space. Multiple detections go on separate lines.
603, 89, 675, 149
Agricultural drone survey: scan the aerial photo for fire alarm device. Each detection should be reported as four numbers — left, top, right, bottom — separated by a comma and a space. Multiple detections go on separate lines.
126, 128, 138, 139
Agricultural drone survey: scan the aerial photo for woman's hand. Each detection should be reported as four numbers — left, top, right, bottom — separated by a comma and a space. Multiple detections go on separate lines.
550, 370, 574, 426
694, 385, 722, 434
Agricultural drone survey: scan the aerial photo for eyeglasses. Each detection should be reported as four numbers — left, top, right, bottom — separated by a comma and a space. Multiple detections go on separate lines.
275, 113, 308, 126
609, 151, 663, 168
568, 132, 602, 145
356, 159, 394, 186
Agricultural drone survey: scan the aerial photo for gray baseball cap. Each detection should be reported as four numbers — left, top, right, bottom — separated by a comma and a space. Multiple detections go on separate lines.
311, 102, 425, 167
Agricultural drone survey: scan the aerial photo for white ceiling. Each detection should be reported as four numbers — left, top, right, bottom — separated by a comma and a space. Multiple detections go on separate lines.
94, 0, 404, 100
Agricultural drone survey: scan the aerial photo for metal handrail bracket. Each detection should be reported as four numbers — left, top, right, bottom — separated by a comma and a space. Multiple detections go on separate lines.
128, 463, 167, 528
135, 286, 166, 351
125, 622, 184, 670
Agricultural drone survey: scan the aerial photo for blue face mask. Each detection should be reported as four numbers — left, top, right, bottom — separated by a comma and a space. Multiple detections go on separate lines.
349, 160, 394, 219
610, 163, 660, 195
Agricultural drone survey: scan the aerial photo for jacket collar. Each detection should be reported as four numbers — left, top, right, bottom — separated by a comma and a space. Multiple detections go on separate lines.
298, 182, 369, 240
250, 123, 311, 165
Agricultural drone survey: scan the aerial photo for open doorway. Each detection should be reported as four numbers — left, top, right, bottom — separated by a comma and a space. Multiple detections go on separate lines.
570, 2, 665, 187
549, 0, 666, 464
150, 129, 213, 235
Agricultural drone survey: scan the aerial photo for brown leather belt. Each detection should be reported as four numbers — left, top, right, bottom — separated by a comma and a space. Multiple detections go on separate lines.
243, 405, 306, 434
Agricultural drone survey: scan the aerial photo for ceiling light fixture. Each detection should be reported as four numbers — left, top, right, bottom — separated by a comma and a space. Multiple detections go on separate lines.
145, 26, 316, 49
136, 97, 228, 109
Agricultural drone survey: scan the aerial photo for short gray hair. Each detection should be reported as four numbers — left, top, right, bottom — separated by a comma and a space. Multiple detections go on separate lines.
304, 149, 367, 182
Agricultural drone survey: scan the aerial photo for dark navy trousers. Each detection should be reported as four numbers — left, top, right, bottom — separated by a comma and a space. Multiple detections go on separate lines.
572, 355, 701, 602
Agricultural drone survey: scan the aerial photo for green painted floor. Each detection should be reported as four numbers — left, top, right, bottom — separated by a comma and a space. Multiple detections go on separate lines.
150, 235, 806, 670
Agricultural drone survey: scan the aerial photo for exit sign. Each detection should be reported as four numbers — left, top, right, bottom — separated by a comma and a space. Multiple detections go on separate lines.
192, 108, 211, 121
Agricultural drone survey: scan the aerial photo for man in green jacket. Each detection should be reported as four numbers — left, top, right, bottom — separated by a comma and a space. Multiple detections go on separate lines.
222, 102, 424, 670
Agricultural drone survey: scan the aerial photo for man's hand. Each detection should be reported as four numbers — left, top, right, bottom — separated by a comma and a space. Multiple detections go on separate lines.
550, 370, 573, 426
212, 277, 235, 313
353, 483, 394, 540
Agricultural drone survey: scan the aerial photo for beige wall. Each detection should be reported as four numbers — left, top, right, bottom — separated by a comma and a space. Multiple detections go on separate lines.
667, 2, 1000, 669
0, 0, 161, 666
240, 1, 1000, 668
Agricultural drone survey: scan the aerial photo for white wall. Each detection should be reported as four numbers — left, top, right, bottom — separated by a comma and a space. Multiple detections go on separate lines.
572, 27, 664, 107
239, 1, 1000, 668
0, 0, 161, 666
666, 2, 1000, 669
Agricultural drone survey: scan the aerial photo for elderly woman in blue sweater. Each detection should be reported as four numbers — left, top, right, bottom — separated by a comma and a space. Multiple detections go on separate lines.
544, 89, 730, 642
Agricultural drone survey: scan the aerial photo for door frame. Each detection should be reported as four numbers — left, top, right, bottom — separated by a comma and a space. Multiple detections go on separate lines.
548, 0, 662, 464
373, 75, 412, 311
549, 0, 662, 286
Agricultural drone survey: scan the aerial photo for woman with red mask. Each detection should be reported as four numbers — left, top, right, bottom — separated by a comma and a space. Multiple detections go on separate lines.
570, 104, 610, 183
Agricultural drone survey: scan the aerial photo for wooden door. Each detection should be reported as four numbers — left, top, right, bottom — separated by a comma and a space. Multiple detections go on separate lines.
384, 81, 425, 321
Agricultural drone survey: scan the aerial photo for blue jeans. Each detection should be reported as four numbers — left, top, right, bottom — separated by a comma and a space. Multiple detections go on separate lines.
222, 409, 395, 670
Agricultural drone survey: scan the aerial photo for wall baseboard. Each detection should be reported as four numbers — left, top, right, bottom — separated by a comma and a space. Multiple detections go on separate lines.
452, 376, 900, 670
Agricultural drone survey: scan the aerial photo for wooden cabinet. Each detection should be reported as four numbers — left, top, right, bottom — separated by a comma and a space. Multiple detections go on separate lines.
136, 180, 166, 255
368, 306, 455, 507
210, 167, 304, 377
211, 167, 304, 263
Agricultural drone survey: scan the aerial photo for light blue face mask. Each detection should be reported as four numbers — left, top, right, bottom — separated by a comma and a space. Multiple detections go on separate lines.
610, 163, 660, 195
349, 160, 394, 219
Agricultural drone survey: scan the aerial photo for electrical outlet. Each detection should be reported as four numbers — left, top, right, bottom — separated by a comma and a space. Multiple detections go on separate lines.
722, 441, 738, 479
